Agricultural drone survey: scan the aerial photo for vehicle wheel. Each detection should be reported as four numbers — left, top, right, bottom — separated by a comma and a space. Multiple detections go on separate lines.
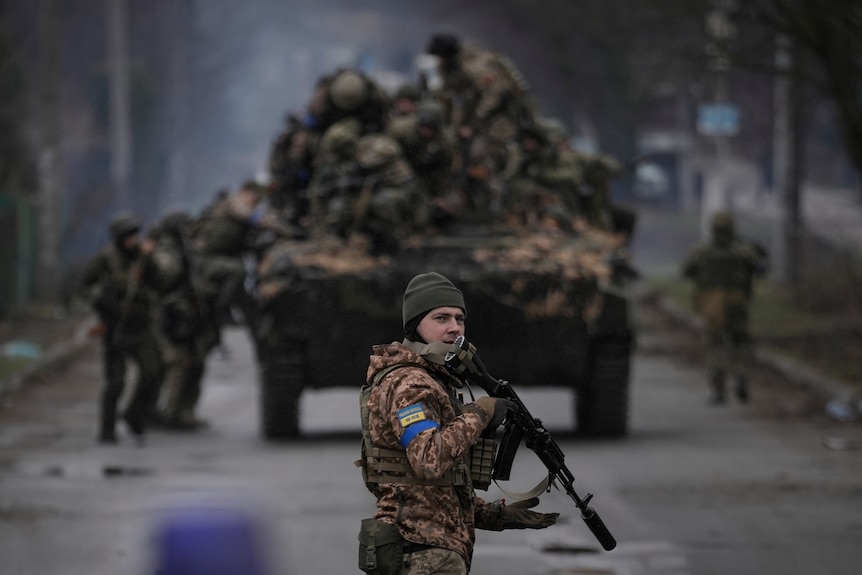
260, 336, 306, 440
576, 337, 631, 437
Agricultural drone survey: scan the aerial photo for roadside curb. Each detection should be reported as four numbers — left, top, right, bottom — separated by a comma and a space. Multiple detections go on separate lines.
0, 319, 95, 399
639, 290, 856, 403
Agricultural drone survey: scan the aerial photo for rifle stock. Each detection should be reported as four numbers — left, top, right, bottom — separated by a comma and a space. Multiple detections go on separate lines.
444, 336, 617, 551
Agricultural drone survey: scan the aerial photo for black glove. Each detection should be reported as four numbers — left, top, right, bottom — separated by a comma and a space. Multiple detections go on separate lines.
487, 398, 516, 431
467, 397, 515, 434
489, 497, 560, 531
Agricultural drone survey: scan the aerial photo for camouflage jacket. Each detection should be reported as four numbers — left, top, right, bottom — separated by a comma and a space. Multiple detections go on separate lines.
364, 342, 498, 567
682, 239, 765, 297
80, 245, 151, 334
192, 194, 256, 258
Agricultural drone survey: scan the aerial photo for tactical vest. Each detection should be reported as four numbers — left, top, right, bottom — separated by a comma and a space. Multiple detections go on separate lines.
192, 198, 250, 257
356, 346, 495, 492
96, 248, 150, 332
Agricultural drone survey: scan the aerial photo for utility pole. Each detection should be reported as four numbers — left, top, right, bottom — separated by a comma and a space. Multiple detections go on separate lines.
163, 0, 193, 212
699, 0, 738, 240
772, 34, 804, 286
772, 34, 791, 283
106, 0, 131, 210
36, 0, 60, 304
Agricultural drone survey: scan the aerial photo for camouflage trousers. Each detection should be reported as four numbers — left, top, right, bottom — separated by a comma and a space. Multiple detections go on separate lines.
705, 328, 754, 402
705, 328, 753, 377
401, 548, 466, 575
157, 335, 206, 423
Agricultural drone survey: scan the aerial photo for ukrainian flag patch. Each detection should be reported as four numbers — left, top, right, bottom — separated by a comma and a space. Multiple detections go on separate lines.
398, 403, 427, 428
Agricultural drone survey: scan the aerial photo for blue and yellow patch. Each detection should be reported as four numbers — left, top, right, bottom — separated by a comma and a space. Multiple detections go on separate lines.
397, 403, 427, 428
397, 403, 440, 449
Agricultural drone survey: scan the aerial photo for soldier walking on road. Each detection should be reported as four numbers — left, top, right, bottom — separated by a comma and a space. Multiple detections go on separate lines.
358, 272, 558, 574
143, 211, 215, 430
80, 214, 164, 444
682, 211, 769, 405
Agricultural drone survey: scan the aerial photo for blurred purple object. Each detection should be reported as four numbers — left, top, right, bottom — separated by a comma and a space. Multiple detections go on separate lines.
154, 507, 270, 575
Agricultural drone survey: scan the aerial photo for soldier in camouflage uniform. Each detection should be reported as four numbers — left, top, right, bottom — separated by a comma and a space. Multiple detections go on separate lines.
391, 84, 422, 119
360, 272, 558, 574
143, 211, 214, 430
307, 68, 391, 136
578, 154, 622, 232
426, 33, 535, 216
502, 122, 580, 230
351, 133, 427, 254
80, 214, 164, 444
682, 211, 769, 404
267, 112, 307, 214
387, 100, 460, 228
191, 180, 295, 350
307, 117, 363, 237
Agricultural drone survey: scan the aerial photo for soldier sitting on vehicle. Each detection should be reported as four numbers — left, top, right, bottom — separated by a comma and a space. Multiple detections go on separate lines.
387, 99, 461, 229
502, 121, 580, 231
306, 68, 392, 136
345, 133, 427, 254
426, 32, 536, 211
307, 117, 364, 238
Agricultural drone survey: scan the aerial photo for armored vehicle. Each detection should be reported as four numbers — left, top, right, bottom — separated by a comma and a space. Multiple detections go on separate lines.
255, 218, 636, 440
256, 38, 637, 441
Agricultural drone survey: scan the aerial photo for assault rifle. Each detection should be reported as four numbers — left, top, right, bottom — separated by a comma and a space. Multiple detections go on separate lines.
443, 335, 617, 551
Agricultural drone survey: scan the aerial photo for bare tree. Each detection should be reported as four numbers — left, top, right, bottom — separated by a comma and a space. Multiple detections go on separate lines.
738, 0, 862, 197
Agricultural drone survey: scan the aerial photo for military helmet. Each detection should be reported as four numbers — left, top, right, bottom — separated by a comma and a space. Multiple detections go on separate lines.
538, 117, 568, 145
109, 213, 140, 241
329, 70, 369, 111
416, 100, 444, 128
426, 33, 461, 60
240, 179, 266, 197
711, 210, 735, 233
394, 84, 421, 102
321, 118, 361, 157
356, 134, 402, 170
159, 210, 190, 235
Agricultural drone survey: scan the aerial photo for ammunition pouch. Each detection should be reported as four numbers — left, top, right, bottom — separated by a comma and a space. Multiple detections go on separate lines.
358, 433, 494, 490
470, 437, 496, 490
358, 434, 469, 487
358, 518, 403, 575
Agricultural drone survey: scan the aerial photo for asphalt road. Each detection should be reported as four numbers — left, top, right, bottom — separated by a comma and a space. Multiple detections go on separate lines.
2, 204, 861, 574
2, 292, 861, 575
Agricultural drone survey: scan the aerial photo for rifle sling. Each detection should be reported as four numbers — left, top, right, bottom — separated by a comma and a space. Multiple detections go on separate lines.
493, 474, 551, 502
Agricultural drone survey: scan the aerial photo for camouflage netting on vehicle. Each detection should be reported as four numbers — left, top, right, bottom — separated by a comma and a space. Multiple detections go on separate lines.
257, 235, 393, 303
257, 223, 629, 322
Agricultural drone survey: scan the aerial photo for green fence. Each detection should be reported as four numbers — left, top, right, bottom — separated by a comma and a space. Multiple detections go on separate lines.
0, 194, 37, 317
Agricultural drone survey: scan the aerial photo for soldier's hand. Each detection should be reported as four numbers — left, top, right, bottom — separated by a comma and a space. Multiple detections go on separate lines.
489, 497, 559, 531
467, 397, 515, 433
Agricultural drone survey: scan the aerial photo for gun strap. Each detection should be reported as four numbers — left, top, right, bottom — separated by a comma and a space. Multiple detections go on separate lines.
493, 473, 551, 502
400, 339, 451, 366
401, 339, 482, 379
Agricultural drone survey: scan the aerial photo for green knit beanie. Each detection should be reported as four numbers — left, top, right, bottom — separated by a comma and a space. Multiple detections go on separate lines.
402, 272, 466, 330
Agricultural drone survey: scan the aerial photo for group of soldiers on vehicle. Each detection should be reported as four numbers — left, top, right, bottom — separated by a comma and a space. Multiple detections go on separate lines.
267, 33, 634, 255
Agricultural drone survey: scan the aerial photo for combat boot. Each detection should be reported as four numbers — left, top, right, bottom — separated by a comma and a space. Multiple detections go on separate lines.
735, 376, 749, 403
708, 369, 726, 405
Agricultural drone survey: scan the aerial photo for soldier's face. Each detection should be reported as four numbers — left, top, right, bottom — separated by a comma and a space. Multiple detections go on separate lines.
122, 233, 140, 252
417, 306, 465, 344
